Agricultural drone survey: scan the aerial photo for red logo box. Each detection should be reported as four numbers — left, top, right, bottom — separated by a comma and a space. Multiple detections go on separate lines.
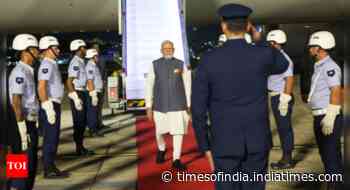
6, 154, 28, 178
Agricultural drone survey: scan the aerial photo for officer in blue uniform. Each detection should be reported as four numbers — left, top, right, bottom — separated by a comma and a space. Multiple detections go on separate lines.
38, 36, 69, 178
91, 43, 109, 130
66, 39, 94, 155
191, 4, 289, 190
8, 34, 40, 190
85, 49, 104, 137
266, 30, 295, 170
307, 31, 343, 190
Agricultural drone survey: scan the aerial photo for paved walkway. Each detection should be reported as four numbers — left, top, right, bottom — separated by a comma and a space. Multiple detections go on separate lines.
33, 81, 341, 190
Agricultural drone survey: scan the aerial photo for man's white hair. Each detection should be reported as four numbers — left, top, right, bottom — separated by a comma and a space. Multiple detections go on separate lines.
161, 40, 174, 48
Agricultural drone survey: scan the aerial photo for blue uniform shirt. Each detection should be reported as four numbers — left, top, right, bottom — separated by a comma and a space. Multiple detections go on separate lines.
9, 61, 39, 116
86, 60, 103, 92
38, 58, 64, 101
267, 49, 294, 92
309, 56, 341, 109
68, 55, 87, 90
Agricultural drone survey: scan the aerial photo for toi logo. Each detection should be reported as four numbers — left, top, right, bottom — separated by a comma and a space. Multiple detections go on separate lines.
6, 154, 28, 178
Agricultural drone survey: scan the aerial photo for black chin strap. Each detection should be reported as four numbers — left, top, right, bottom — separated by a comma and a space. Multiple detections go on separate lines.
25, 48, 38, 62
49, 47, 59, 59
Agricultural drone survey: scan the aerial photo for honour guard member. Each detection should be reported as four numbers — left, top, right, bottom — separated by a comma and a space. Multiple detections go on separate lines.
91, 43, 109, 130
85, 49, 104, 137
308, 31, 343, 190
8, 34, 40, 190
192, 4, 289, 190
38, 36, 69, 178
266, 29, 295, 170
67, 39, 95, 155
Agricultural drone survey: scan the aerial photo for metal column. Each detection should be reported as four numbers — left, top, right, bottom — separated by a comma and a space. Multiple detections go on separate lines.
0, 33, 7, 190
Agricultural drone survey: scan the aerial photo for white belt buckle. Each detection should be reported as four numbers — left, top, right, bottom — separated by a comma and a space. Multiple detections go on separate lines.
50, 98, 62, 104
269, 91, 280, 97
312, 109, 327, 116
26, 113, 38, 122
75, 86, 86, 91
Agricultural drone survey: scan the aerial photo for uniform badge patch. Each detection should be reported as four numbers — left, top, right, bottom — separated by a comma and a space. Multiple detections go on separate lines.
42, 68, 48, 74
327, 70, 335, 77
16, 77, 24, 84
73, 66, 80, 71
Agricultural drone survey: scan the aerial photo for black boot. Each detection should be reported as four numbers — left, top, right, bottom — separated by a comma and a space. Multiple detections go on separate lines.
76, 145, 95, 156
98, 124, 110, 130
156, 150, 166, 164
44, 165, 70, 179
172, 159, 187, 170
89, 129, 104, 137
270, 153, 294, 170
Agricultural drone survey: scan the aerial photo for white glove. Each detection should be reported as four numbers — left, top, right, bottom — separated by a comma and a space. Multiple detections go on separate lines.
68, 92, 83, 111
89, 90, 98, 107
278, 93, 292, 116
17, 121, 29, 151
321, 104, 341, 136
42, 100, 56, 125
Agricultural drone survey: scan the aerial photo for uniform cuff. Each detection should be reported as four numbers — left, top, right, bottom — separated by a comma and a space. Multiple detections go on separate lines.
327, 104, 341, 115
198, 143, 210, 154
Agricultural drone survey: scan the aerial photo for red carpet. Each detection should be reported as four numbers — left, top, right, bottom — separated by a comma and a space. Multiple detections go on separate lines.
136, 117, 215, 190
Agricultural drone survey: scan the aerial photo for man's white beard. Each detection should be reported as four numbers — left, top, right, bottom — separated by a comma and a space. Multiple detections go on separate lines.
164, 55, 173, 59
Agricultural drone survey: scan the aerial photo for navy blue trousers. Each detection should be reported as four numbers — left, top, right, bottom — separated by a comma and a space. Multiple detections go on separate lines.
313, 114, 343, 175
87, 93, 99, 131
97, 91, 104, 127
40, 102, 61, 169
10, 121, 38, 190
270, 95, 294, 155
70, 91, 88, 146
213, 151, 269, 190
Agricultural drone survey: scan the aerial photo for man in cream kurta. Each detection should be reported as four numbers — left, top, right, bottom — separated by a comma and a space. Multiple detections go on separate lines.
145, 40, 191, 170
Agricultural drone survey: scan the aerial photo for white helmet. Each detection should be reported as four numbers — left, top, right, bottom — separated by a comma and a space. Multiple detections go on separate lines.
39, 36, 59, 50
308, 31, 335, 50
12, 34, 38, 51
70, 39, 86, 51
85, 49, 99, 59
244, 33, 252, 44
267, 30, 287, 44
218, 34, 227, 43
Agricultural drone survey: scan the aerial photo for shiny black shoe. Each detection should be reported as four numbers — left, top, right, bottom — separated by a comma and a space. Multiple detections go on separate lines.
89, 130, 104, 137
172, 159, 187, 170
95, 130, 105, 137
270, 160, 294, 170
156, 150, 166, 164
98, 124, 111, 130
76, 147, 95, 156
44, 166, 70, 179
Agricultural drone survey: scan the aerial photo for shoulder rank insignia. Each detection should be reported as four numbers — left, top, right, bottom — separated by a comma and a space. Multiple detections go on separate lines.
327, 69, 335, 77
16, 77, 24, 84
